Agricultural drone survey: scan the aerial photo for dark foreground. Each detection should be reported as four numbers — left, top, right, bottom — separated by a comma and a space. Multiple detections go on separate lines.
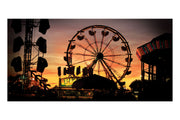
8, 87, 172, 101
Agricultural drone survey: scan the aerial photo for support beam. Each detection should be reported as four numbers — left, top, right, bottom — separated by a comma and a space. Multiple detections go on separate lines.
141, 62, 144, 81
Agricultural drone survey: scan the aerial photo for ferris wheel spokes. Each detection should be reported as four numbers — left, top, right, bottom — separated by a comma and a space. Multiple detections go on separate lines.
84, 37, 97, 53
103, 59, 121, 80
73, 52, 95, 57
104, 54, 129, 57
101, 59, 118, 81
94, 34, 99, 52
103, 58, 127, 67
73, 42, 95, 55
87, 59, 98, 69
99, 30, 106, 52
73, 58, 94, 66
99, 60, 113, 80
101, 38, 113, 53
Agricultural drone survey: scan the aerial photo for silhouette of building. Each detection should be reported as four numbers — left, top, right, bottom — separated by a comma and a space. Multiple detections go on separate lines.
72, 74, 117, 90
136, 33, 172, 82
135, 33, 172, 100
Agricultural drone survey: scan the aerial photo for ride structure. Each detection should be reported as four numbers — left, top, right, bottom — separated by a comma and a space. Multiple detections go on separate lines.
136, 33, 172, 82
62, 25, 133, 88
10, 19, 50, 89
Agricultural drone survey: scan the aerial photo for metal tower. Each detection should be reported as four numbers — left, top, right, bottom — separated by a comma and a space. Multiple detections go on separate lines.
23, 19, 34, 77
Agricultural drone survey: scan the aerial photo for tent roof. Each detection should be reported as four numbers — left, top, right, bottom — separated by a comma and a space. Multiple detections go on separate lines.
72, 74, 117, 90
136, 33, 172, 65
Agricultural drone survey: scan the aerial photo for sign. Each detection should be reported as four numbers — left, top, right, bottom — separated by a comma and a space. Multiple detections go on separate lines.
60, 77, 78, 87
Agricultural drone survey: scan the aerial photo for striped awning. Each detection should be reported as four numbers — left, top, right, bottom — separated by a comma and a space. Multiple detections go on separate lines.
136, 33, 172, 60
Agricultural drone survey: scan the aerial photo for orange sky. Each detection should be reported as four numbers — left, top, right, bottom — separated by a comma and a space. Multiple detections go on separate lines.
8, 19, 172, 89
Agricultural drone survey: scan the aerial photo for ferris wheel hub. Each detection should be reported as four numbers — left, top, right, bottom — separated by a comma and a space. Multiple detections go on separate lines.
96, 52, 104, 60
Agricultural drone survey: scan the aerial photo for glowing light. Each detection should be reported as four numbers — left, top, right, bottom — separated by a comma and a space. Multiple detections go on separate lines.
87, 61, 91, 65
61, 77, 78, 87
134, 91, 139, 94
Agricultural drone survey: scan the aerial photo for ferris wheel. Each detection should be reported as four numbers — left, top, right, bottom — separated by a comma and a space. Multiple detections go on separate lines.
65, 25, 132, 85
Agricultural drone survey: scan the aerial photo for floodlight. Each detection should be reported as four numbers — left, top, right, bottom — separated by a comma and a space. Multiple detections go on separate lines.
13, 36, 24, 52
11, 19, 22, 33
36, 37, 47, 53
11, 56, 22, 72
39, 19, 50, 34
37, 57, 48, 73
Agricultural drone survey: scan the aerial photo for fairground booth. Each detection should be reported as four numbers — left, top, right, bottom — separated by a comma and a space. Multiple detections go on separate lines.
135, 33, 172, 100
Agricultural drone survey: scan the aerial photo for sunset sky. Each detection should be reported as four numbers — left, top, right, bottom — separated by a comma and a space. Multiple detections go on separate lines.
8, 19, 172, 89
